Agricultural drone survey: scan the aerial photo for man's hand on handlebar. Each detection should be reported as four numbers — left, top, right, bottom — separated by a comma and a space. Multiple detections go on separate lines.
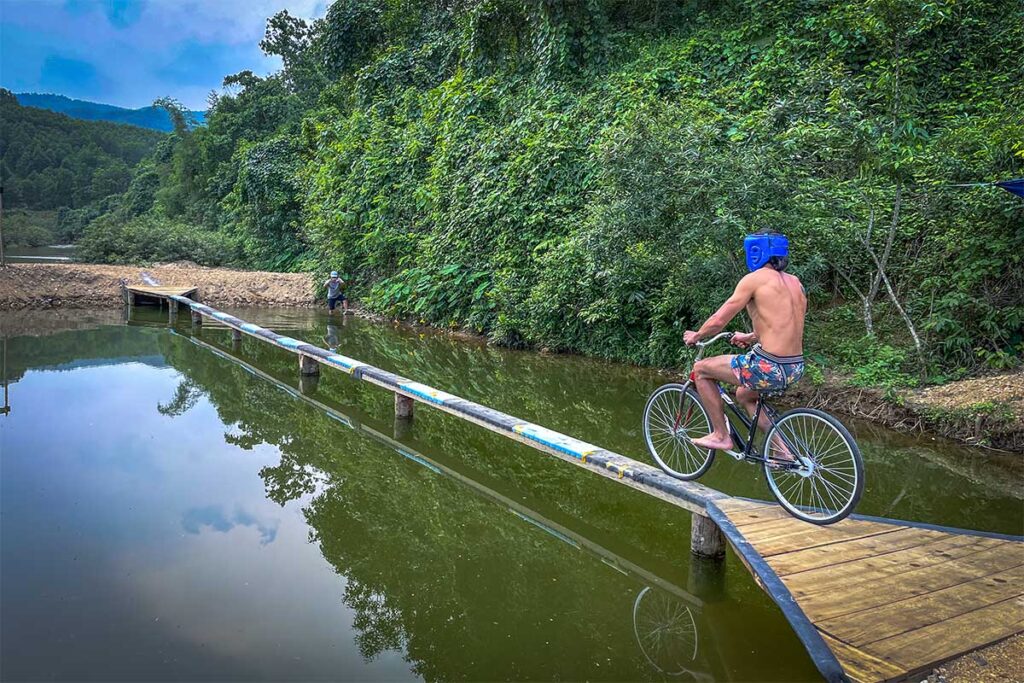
683, 330, 701, 346
731, 331, 757, 349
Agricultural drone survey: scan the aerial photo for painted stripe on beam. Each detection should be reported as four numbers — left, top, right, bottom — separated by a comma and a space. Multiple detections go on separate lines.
512, 423, 600, 459
275, 336, 303, 349
399, 381, 459, 405
324, 354, 366, 373
240, 323, 265, 334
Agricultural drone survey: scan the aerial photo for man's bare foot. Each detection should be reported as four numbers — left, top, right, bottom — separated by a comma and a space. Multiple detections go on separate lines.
690, 433, 734, 451
767, 436, 797, 463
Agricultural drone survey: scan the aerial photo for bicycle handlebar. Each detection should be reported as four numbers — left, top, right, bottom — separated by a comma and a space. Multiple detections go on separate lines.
695, 331, 735, 348
690, 331, 736, 363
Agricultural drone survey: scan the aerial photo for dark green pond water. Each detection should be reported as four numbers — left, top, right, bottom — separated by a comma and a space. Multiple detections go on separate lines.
2, 307, 1021, 681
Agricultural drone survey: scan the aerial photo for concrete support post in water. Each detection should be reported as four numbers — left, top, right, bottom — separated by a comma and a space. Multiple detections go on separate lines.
231, 329, 242, 342
395, 393, 414, 420
191, 310, 202, 327
168, 299, 178, 324
690, 513, 726, 558
299, 354, 320, 376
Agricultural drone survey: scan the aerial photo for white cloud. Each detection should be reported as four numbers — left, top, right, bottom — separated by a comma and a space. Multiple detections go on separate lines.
1, 0, 332, 109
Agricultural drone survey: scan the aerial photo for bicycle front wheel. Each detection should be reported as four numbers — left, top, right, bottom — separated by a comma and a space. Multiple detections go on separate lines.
763, 408, 864, 524
643, 383, 715, 480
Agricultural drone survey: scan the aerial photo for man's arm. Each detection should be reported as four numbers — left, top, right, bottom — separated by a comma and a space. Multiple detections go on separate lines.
684, 273, 757, 344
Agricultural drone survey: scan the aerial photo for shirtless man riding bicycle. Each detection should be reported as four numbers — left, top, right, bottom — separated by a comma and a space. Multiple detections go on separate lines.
682, 232, 806, 455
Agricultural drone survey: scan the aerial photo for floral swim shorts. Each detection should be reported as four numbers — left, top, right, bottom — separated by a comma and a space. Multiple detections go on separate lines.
731, 345, 805, 392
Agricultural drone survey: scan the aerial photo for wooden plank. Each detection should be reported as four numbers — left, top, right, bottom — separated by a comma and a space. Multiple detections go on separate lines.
784, 534, 1000, 597
126, 285, 197, 297
820, 564, 1024, 647
717, 501, 801, 528
770, 526, 950, 576
720, 505, 806, 532
862, 595, 1024, 672
792, 543, 1024, 621
744, 520, 906, 558
819, 633, 906, 683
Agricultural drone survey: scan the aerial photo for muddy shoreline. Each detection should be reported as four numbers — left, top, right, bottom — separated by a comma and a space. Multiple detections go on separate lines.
0, 262, 316, 309
784, 372, 1024, 453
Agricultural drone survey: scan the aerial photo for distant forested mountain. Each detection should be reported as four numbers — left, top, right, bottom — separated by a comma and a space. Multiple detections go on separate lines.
14, 93, 205, 132
0, 90, 165, 210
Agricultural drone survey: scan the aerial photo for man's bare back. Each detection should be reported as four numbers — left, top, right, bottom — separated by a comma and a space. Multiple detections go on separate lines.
744, 268, 806, 356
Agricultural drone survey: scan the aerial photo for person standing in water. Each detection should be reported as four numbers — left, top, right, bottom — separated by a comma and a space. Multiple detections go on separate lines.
325, 271, 349, 315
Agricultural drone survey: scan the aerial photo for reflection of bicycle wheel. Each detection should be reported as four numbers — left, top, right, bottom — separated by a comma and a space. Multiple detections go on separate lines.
632, 586, 699, 677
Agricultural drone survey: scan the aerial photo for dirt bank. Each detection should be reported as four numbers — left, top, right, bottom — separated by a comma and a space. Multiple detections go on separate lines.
0, 262, 316, 309
787, 370, 1024, 453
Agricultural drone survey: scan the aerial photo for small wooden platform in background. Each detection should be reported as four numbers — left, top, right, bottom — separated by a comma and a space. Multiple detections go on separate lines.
715, 498, 1024, 682
125, 285, 197, 306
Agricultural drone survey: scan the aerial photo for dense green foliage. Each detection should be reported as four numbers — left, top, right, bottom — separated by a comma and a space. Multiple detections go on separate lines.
0, 90, 165, 210
72, 1, 1024, 375
14, 92, 206, 132
1, 209, 58, 247
76, 214, 234, 266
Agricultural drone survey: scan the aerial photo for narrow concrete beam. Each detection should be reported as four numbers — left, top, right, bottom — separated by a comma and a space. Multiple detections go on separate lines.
395, 393, 414, 420
690, 512, 726, 558
299, 354, 320, 376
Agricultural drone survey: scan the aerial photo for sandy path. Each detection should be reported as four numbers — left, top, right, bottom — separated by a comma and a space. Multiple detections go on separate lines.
0, 262, 316, 309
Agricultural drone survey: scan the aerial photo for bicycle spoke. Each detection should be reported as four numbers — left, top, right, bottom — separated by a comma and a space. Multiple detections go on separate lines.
764, 411, 863, 522
645, 387, 714, 479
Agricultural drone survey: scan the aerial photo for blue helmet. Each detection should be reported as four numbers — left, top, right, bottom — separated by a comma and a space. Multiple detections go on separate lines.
744, 232, 789, 272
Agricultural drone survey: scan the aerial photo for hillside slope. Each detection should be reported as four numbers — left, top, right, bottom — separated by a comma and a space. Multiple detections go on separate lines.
0, 91, 165, 210
75, 0, 1024, 379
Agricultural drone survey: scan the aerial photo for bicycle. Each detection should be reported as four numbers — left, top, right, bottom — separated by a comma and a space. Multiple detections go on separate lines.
643, 332, 864, 524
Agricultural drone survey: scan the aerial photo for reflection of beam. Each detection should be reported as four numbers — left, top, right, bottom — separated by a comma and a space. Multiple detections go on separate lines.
180, 332, 706, 610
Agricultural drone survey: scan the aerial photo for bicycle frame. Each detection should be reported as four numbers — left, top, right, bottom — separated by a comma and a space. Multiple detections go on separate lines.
679, 332, 806, 469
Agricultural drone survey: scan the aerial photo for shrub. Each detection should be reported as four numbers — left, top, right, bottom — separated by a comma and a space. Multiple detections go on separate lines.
77, 215, 236, 266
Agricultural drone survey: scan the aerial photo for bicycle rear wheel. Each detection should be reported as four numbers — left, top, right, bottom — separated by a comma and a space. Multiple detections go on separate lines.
763, 408, 864, 524
643, 384, 715, 480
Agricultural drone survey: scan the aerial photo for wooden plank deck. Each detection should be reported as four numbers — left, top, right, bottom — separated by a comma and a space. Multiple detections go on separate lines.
125, 285, 197, 304
713, 498, 1024, 682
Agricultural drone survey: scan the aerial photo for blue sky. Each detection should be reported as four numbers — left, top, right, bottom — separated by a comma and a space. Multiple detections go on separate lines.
1, 0, 330, 110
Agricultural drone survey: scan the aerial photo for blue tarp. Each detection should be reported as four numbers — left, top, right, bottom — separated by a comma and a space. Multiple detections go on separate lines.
995, 178, 1024, 199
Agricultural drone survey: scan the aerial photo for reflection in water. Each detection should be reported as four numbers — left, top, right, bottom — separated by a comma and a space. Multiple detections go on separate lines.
2, 308, 1021, 681
633, 587, 702, 679
178, 332, 733, 680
